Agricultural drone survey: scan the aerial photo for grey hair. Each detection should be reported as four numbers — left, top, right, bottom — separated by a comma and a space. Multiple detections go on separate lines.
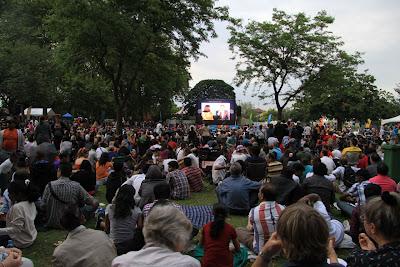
143, 204, 192, 251
230, 162, 242, 176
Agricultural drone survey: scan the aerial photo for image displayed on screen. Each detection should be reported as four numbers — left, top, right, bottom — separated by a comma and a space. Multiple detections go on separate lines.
201, 102, 231, 121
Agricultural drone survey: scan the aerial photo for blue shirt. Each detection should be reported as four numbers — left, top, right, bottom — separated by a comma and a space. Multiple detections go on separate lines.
216, 175, 261, 211
272, 147, 282, 161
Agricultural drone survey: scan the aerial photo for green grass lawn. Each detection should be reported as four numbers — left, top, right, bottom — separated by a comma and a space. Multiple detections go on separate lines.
22, 183, 350, 266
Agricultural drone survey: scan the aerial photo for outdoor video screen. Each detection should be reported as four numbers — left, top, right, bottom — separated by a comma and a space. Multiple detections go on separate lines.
197, 99, 236, 125
201, 102, 231, 121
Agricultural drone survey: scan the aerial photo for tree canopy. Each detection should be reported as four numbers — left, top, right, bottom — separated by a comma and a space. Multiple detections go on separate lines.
47, 0, 229, 131
292, 52, 400, 126
184, 79, 236, 115
228, 9, 342, 120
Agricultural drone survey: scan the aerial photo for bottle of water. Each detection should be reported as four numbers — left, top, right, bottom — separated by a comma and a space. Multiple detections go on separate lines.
6, 240, 14, 248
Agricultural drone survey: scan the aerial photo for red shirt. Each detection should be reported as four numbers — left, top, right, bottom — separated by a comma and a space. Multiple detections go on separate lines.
182, 166, 204, 192
2, 129, 18, 152
201, 222, 237, 267
357, 155, 369, 169
369, 175, 397, 192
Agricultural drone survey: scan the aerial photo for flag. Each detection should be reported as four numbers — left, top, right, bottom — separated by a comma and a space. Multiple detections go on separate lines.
249, 112, 253, 125
267, 114, 272, 124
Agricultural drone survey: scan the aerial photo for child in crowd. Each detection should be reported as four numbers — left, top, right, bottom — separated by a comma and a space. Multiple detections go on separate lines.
201, 203, 240, 267
0, 172, 40, 248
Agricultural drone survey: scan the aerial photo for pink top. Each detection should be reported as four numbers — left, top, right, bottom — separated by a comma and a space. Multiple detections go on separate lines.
369, 175, 397, 192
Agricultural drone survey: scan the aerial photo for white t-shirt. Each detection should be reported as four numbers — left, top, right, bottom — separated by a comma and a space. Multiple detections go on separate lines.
314, 201, 344, 246
230, 152, 249, 164
303, 126, 311, 136
0, 159, 13, 174
186, 153, 199, 169
123, 174, 146, 203
212, 155, 227, 184
321, 156, 336, 174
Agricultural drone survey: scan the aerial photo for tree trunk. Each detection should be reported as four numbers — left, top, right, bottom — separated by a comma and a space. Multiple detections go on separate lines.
116, 106, 123, 135
277, 107, 283, 121
337, 117, 343, 131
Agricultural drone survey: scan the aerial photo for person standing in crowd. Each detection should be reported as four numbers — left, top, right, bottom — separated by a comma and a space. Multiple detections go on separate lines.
0, 117, 24, 154
42, 162, 99, 229
34, 116, 52, 145
53, 205, 116, 267
201, 203, 240, 267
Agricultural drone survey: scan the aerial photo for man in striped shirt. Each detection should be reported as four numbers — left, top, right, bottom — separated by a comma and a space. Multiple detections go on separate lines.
236, 183, 284, 254
182, 157, 204, 192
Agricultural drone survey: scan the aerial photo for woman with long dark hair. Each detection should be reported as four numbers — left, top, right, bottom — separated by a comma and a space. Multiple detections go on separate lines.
201, 203, 240, 267
105, 185, 143, 255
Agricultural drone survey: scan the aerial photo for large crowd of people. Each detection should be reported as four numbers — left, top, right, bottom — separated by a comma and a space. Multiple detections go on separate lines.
0, 114, 399, 267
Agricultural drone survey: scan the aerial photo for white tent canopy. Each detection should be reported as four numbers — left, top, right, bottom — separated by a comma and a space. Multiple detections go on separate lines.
24, 108, 56, 117
381, 115, 400, 125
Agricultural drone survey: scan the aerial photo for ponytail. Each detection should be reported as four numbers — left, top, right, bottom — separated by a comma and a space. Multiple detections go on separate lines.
210, 203, 228, 239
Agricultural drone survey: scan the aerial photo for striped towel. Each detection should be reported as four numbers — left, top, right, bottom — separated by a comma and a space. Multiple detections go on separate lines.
181, 205, 214, 228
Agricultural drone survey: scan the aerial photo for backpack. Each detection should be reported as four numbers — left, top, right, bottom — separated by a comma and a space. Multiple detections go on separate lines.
343, 166, 356, 188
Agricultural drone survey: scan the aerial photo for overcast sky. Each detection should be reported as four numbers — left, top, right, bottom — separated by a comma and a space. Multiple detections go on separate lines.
189, 0, 400, 108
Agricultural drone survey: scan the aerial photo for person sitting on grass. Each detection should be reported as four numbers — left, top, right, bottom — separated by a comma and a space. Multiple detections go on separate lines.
236, 183, 284, 254
96, 152, 113, 189
142, 183, 181, 217
216, 162, 261, 215
112, 203, 199, 267
105, 185, 143, 255
346, 192, 400, 267
167, 161, 190, 200
105, 162, 127, 203
181, 157, 204, 193
349, 183, 382, 244
53, 205, 116, 267
138, 165, 168, 209
252, 203, 342, 267
70, 160, 96, 196
201, 203, 240, 267
0, 173, 40, 248
42, 162, 99, 229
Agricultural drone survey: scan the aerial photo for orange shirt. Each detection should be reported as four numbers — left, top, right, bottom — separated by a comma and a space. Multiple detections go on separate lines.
96, 162, 112, 180
2, 129, 18, 152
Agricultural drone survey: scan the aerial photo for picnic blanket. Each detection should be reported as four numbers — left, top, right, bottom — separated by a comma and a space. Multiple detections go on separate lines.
181, 205, 214, 229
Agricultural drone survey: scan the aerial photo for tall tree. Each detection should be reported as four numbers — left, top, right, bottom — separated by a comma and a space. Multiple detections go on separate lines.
184, 79, 236, 115
228, 9, 342, 120
47, 0, 228, 132
293, 52, 400, 127
0, 0, 58, 114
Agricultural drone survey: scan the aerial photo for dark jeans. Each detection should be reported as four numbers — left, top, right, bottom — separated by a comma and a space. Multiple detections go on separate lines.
337, 200, 355, 217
